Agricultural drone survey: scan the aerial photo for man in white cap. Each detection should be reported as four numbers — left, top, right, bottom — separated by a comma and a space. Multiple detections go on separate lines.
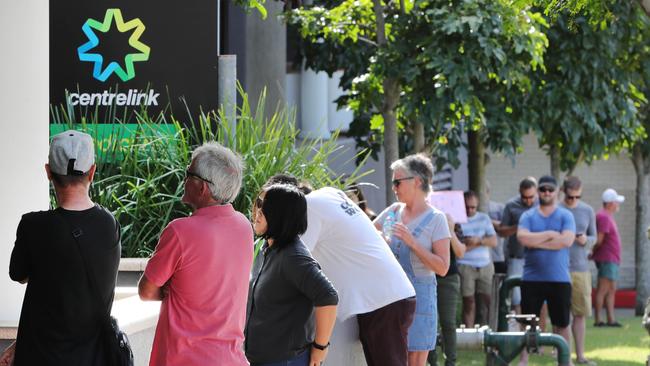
591, 188, 625, 327
0, 130, 121, 366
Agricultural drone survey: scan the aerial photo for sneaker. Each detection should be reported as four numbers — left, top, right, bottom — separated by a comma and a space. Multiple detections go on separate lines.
576, 358, 597, 365
606, 321, 622, 327
593, 321, 606, 327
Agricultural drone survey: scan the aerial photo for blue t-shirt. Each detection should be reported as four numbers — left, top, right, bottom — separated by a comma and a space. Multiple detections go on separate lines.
518, 206, 575, 283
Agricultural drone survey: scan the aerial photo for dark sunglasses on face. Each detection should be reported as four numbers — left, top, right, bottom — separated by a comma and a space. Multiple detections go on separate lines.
521, 195, 535, 200
185, 169, 213, 184
392, 176, 415, 187
539, 186, 555, 193
566, 194, 581, 200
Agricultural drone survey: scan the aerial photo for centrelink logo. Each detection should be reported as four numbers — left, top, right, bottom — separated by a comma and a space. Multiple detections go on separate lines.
70, 9, 159, 107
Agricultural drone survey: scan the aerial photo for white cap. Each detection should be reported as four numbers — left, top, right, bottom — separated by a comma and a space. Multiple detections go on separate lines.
602, 188, 624, 203
48, 130, 95, 175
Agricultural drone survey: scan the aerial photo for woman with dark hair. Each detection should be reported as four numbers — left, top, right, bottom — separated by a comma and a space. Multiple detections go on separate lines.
245, 184, 339, 366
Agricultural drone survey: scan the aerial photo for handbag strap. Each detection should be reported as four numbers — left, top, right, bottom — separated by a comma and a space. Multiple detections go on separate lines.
55, 209, 111, 323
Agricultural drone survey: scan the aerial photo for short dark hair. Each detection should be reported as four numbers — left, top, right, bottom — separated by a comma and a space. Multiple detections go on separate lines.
263, 173, 299, 189
260, 184, 308, 248
50, 172, 89, 187
464, 190, 478, 201
519, 178, 537, 191
563, 176, 582, 192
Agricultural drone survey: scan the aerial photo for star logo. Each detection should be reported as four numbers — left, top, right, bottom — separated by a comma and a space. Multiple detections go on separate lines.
78, 9, 150, 82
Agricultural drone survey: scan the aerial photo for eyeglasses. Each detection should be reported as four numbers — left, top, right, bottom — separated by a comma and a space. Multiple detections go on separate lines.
185, 169, 213, 184
392, 176, 415, 187
566, 195, 581, 200
539, 187, 556, 193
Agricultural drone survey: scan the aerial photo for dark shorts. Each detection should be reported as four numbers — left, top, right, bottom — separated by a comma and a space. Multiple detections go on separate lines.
357, 297, 416, 366
521, 281, 571, 328
493, 261, 508, 274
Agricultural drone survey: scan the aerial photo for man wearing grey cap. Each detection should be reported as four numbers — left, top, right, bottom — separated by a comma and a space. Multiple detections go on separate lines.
592, 188, 624, 328
516, 175, 575, 366
0, 130, 120, 366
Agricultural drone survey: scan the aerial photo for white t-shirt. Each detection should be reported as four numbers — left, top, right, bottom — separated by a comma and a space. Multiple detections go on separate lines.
301, 187, 416, 321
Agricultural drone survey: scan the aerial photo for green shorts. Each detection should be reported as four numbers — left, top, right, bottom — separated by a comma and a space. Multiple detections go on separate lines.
596, 262, 619, 281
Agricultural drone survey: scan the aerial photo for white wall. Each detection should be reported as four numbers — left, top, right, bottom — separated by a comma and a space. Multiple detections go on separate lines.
0, 0, 50, 323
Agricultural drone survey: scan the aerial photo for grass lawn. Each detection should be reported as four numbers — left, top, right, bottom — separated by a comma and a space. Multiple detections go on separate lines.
431, 316, 648, 365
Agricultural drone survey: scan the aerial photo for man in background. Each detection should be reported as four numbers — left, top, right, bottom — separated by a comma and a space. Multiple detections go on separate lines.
592, 188, 625, 328
498, 177, 538, 312
560, 176, 597, 365
2, 131, 120, 366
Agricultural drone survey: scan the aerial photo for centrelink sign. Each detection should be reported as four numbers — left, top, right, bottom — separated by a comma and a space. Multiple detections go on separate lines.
50, 1, 218, 120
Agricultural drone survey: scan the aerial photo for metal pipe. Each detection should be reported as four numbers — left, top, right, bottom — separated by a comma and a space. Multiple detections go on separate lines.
497, 276, 521, 331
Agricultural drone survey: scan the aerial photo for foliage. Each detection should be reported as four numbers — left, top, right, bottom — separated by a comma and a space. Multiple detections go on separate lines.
50, 89, 369, 257
287, 0, 549, 168
521, 4, 643, 173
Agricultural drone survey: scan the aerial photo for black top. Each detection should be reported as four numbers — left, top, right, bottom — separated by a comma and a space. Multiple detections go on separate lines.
9, 205, 121, 366
245, 238, 338, 363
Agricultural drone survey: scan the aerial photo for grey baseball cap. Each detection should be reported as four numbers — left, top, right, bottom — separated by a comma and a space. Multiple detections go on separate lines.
49, 130, 95, 175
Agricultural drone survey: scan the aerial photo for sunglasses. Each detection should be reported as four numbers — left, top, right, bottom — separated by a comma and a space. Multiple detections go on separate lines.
185, 168, 213, 184
539, 187, 555, 193
392, 176, 415, 187
566, 195, 581, 200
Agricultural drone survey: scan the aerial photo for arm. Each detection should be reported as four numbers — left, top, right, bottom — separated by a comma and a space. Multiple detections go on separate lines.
496, 224, 517, 237
0, 341, 15, 366
446, 214, 465, 258
592, 232, 606, 253
481, 235, 497, 248
310, 305, 337, 366
138, 274, 165, 301
584, 210, 597, 248
9, 217, 30, 284
517, 227, 557, 248
402, 232, 450, 276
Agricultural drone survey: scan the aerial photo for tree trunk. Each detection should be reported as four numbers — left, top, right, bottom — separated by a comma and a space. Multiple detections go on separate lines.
373, 0, 401, 204
414, 121, 425, 153
549, 145, 561, 181
632, 145, 650, 315
468, 129, 487, 212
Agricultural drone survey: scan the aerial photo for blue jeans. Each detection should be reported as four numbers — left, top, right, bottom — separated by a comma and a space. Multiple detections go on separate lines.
251, 349, 310, 366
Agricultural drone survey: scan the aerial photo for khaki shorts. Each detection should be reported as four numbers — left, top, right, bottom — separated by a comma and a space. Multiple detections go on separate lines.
459, 263, 494, 297
570, 271, 592, 317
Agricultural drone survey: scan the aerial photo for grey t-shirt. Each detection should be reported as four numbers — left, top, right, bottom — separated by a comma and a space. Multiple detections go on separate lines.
488, 201, 505, 262
376, 203, 451, 277
501, 196, 535, 259
559, 201, 597, 272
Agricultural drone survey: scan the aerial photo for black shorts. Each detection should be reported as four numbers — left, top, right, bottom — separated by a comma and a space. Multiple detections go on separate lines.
521, 281, 571, 328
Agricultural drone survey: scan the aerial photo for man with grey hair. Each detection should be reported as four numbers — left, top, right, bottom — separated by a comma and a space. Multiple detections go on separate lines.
1, 130, 120, 366
139, 142, 253, 366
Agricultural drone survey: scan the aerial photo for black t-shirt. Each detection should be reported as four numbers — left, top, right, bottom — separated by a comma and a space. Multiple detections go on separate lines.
9, 205, 121, 366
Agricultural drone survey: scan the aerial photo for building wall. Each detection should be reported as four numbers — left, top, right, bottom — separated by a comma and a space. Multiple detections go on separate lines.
486, 134, 637, 289
0, 0, 50, 324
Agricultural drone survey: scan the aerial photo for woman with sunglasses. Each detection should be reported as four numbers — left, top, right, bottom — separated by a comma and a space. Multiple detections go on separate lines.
245, 184, 339, 366
374, 154, 450, 366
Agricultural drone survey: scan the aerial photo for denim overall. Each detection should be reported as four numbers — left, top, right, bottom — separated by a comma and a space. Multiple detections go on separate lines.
389, 209, 438, 351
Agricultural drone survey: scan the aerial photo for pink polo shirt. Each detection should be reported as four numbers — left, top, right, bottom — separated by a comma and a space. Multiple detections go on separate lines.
593, 209, 621, 264
144, 204, 254, 366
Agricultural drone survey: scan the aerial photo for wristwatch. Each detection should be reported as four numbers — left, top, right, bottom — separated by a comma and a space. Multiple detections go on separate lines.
312, 341, 330, 350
